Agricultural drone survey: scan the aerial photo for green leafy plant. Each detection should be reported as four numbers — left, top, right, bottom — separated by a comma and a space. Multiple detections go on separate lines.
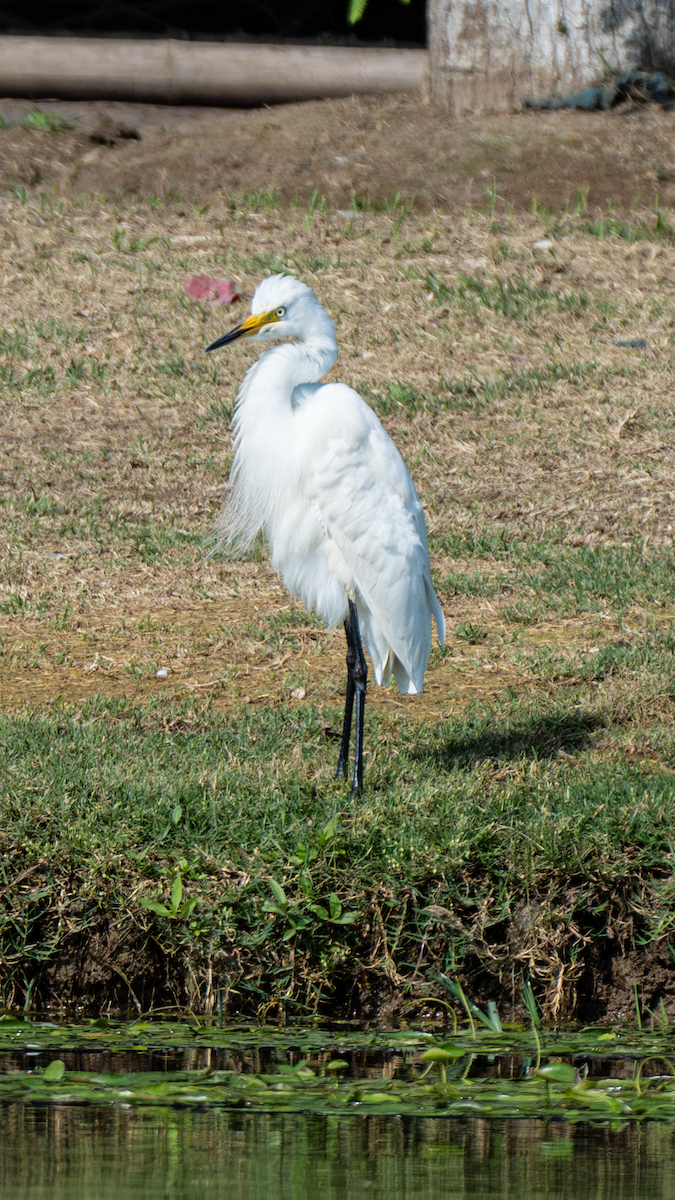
262, 880, 313, 941
348, 0, 410, 23
263, 878, 356, 942
420, 1045, 466, 1085
309, 893, 357, 925
42, 1059, 66, 1081
381, 192, 402, 214
24, 110, 74, 133
139, 873, 197, 922
391, 197, 415, 237
437, 975, 503, 1036
455, 621, 489, 644
522, 979, 541, 1029
535, 1062, 576, 1084
535, 1061, 576, 1106
128, 235, 160, 252
305, 188, 326, 228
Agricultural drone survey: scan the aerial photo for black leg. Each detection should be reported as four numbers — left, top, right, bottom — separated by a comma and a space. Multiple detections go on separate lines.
348, 599, 367, 796
336, 613, 356, 779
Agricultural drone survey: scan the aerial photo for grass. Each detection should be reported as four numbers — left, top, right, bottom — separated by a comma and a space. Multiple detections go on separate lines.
425, 269, 591, 321
436, 540, 675, 619
2, 670, 675, 1014
1, 185, 675, 1018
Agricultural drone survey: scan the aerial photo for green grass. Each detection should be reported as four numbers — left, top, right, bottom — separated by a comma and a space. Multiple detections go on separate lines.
433, 537, 675, 620
0, 496, 202, 578
2, 664, 675, 1012
425, 270, 591, 322
365, 358, 626, 418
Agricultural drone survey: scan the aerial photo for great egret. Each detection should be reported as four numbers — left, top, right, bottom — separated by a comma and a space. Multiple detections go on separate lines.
205, 274, 444, 794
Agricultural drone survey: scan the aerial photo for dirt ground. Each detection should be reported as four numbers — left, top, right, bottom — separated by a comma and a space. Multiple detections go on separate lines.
0, 89, 674, 718
2, 90, 675, 212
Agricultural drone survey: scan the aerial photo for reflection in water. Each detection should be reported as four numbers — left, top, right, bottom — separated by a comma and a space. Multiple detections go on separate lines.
2, 1106, 675, 1199
0, 1046, 649, 1082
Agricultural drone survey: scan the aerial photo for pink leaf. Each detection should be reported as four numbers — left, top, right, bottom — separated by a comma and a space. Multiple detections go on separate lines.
184, 275, 240, 307
184, 274, 216, 300
211, 279, 241, 308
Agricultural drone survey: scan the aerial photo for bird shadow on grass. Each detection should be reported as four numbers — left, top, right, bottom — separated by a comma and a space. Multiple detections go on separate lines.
414, 710, 602, 772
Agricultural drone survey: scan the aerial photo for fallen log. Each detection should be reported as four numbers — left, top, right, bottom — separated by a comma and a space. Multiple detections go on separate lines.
0, 36, 427, 106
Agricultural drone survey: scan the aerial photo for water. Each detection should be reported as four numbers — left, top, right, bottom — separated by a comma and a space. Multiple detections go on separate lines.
2, 1105, 675, 1199
4, 1020, 675, 1198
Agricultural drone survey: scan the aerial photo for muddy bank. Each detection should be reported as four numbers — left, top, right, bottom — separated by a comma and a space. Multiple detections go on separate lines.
4, 863, 674, 1024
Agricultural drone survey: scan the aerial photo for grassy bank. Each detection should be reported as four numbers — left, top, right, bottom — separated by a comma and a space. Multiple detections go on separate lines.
1, 174, 675, 1017
2, 644, 675, 1018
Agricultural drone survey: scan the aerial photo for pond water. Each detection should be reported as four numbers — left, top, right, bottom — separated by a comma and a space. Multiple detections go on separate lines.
3, 1106, 675, 1200
3, 1018, 675, 1198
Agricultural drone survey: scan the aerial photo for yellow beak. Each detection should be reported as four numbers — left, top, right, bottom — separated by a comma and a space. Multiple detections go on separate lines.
205, 309, 279, 352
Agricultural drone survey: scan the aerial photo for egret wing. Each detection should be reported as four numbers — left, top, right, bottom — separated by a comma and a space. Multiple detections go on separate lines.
304, 385, 442, 689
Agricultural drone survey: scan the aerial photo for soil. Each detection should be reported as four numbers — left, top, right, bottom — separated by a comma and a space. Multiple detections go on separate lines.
2, 91, 675, 213
29, 900, 675, 1023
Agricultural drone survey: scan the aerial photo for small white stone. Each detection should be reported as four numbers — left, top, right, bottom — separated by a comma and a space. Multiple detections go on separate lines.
291, 687, 306, 699
155, 668, 168, 679
532, 239, 554, 250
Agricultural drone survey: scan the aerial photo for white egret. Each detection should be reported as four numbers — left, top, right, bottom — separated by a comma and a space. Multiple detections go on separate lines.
205, 274, 444, 793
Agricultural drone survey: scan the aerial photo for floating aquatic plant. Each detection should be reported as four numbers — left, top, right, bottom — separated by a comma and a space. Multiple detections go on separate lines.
2, 1055, 675, 1122
2, 1015, 675, 1122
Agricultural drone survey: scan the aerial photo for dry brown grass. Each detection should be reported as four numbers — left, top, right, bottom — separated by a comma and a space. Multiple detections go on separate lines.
1, 161, 674, 715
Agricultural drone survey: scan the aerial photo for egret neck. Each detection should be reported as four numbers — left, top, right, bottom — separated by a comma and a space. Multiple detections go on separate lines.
225, 307, 338, 551
236, 322, 338, 425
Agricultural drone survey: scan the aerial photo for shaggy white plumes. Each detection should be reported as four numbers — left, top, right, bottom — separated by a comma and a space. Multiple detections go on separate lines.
213, 273, 444, 699
250, 273, 313, 314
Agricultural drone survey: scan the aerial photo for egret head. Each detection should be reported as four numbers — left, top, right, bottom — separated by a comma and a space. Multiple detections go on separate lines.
205, 274, 334, 352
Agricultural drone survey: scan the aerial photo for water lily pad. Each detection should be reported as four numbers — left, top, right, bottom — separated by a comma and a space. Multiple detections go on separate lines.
535, 1064, 576, 1085
43, 1060, 66, 1082
423, 1046, 466, 1061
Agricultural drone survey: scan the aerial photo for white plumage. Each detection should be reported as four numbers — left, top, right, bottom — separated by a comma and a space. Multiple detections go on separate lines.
206, 274, 444, 787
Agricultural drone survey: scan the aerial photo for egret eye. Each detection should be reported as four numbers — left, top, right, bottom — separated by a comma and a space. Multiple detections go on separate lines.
275, 306, 286, 318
